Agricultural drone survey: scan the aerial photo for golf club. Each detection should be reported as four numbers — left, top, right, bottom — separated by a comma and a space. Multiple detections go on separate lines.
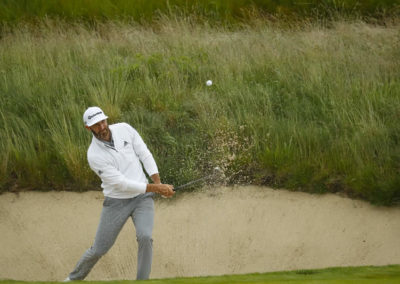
174, 166, 223, 192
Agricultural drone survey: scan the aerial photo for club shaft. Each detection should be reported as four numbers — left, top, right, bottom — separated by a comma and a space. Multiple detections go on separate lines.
174, 174, 214, 191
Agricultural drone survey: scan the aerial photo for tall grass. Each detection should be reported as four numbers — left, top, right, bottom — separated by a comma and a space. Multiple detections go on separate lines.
0, 18, 399, 204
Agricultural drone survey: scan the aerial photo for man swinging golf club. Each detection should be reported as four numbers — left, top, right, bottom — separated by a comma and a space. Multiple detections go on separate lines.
64, 106, 174, 282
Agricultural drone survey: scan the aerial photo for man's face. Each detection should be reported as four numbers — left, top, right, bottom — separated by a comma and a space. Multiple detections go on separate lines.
86, 119, 110, 141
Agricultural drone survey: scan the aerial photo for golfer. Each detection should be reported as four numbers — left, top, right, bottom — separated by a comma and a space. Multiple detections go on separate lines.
64, 106, 174, 282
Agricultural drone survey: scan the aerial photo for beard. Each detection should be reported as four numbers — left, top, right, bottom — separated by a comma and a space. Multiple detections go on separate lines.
92, 126, 111, 141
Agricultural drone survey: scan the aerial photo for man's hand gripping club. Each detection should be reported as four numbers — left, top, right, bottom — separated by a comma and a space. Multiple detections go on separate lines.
146, 173, 174, 198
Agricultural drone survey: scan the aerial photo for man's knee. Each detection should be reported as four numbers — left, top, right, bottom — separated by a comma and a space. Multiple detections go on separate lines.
137, 234, 153, 245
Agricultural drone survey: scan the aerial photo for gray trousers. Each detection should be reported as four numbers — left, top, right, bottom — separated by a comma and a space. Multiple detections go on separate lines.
69, 193, 154, 280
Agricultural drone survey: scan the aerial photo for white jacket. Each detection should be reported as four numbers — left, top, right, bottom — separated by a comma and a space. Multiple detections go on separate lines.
87, 122, 158, 199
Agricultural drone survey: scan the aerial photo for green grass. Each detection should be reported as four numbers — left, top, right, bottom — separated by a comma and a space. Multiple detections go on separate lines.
0, 18, 399, 205
0, 0, 398, 25
1, 265, 400, 283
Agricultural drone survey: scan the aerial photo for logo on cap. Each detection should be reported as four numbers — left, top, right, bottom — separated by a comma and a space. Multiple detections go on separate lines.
88, 112, 103, 120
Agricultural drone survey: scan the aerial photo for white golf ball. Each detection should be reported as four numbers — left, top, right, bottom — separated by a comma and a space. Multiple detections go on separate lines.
206, 80, 213, 86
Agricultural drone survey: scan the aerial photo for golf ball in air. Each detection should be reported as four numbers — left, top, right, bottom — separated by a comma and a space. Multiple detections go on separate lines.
206, 80, 213, 86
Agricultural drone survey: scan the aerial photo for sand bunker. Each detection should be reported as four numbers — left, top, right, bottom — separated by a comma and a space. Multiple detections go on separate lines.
0, 186, 399, 281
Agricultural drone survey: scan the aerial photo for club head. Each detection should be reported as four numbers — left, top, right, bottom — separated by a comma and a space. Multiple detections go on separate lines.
212, 166, 226, 183
213, 166, 222, 173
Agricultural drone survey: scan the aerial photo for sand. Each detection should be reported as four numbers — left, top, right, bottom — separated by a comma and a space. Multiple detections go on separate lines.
0, 186, 399, 281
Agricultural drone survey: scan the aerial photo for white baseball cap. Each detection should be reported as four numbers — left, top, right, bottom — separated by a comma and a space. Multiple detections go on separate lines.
83, 106, 108, 127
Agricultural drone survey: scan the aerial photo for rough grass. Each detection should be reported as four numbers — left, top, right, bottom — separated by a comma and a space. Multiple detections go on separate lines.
0, 18, 399, 204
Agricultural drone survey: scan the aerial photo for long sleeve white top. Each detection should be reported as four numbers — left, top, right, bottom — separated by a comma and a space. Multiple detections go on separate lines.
87, 122, 158, 199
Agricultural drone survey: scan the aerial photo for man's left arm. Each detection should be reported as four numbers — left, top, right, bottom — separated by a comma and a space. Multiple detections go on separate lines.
124, 123, 174, 197
126, 123, 160, 180
150, 173, 161, 184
